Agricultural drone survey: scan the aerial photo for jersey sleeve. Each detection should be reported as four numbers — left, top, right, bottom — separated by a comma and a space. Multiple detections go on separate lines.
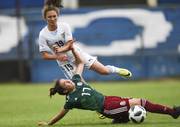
38, 33, 51, 52
64, 102, 73, 110
63, 23, 73, 42
72, 74, 81, 83
64, 96, 73, 109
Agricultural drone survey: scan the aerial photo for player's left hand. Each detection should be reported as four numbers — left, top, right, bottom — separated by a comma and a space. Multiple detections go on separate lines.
38, 121, 49, 126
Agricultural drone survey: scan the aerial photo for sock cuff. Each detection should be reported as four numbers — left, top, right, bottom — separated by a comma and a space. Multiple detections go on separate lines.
106, 65, 119, 73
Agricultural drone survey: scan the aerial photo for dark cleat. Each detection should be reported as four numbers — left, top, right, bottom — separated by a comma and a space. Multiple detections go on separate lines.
172, 106, 180, 119
112, 118, 130, 124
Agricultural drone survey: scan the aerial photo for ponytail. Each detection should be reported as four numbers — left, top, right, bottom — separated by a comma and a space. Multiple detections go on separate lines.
44, 0, 63, 8
49, 88, 57, 98
49, 80, 66, 98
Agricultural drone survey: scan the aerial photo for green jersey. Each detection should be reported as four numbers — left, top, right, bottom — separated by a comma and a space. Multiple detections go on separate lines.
64, 74, 104, 113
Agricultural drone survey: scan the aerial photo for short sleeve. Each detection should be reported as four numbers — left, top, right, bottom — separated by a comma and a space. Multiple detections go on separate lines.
64, 102, 73, 110
38, 33, 51, 52
64, 95, 73, 109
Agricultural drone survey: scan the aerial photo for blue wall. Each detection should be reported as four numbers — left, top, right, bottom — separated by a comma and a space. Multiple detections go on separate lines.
0, 7, 180, 82
1, 0, 180, 9
0, 0, 44, 9
159, 0, 180, 4
30, 8, 180, 82
31, 54, 180, 82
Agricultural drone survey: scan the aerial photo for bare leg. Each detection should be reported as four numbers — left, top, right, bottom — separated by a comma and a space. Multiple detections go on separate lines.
90, 61, 110, 75
90, 60, 132, 78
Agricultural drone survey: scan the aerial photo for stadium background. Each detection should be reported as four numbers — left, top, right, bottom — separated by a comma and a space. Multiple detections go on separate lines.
0, 0, 180, 82
0, 1, 180, 127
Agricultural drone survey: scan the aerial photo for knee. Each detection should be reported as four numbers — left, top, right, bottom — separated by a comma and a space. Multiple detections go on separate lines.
90, 61, 110, 75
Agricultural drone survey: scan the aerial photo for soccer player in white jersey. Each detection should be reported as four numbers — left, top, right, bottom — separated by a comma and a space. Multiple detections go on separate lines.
38, 0, 132, 79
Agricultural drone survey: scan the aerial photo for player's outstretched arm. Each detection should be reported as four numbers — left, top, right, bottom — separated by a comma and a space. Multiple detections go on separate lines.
38, 108, 69, 126
41, 51, 68, 62
70, 44, 84, 75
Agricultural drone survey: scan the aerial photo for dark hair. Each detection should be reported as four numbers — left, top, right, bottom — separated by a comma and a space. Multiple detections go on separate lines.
49, 80, 66, 98
42, 0, 63, 19
44, 0, 63, 8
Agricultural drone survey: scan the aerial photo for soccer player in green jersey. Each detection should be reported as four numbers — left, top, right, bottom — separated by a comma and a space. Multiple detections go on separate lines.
38, 44, 180, 126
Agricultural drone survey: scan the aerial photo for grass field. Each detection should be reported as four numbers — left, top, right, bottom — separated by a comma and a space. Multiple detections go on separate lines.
0, 79, 180, 127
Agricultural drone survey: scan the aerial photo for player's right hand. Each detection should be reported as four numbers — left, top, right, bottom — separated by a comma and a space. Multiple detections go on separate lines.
38, 121, 48, 126
52, 44, 59, 53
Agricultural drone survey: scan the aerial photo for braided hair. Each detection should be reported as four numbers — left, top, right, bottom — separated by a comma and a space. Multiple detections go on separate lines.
49, 80, 66, 98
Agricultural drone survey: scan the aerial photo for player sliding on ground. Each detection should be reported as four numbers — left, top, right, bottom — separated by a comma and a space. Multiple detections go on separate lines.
38, 0, 132, 79
38, 45, 180, 126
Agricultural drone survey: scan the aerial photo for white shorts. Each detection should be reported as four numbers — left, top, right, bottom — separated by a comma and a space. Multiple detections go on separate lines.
57, 51, 97, 79
82, 52, 97, 69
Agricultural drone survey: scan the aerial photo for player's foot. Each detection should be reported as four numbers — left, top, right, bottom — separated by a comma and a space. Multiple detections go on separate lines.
98, 114, 106, 119
118, 68, 132, 78
112, 118, 130, 124
172, 106, 180, 119
96, 112, 106, 119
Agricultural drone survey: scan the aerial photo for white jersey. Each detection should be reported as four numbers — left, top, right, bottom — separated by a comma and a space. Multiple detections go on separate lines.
38, 22, 96, 79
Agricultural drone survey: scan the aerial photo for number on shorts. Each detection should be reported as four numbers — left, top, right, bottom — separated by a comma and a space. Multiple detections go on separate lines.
64, 64, 74, 71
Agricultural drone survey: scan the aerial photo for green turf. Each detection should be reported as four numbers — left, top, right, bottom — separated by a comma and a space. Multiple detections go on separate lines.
0, 80, 180, 127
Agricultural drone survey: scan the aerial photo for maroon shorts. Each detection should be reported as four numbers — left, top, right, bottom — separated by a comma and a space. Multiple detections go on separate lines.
102, 96, 130, 119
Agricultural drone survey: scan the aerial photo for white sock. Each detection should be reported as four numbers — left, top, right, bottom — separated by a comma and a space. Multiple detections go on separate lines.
106, 65, 119, 73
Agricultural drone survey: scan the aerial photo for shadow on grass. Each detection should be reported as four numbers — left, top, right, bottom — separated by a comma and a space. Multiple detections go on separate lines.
53, 120, 180, 127
55, 122, 112, 127
144, 121, 180, 125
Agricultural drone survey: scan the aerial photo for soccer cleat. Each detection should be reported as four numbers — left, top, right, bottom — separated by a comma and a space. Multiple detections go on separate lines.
118, 68, 132, 78
112, 118, 130, 124
172, 106, 180, 119
98, 114, 106, 119
96, 112, 106, 119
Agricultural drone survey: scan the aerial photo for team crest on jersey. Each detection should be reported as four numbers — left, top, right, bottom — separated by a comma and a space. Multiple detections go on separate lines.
120, 101, 126, 106
77, 82, 83, 86
66, 95, 69, 102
